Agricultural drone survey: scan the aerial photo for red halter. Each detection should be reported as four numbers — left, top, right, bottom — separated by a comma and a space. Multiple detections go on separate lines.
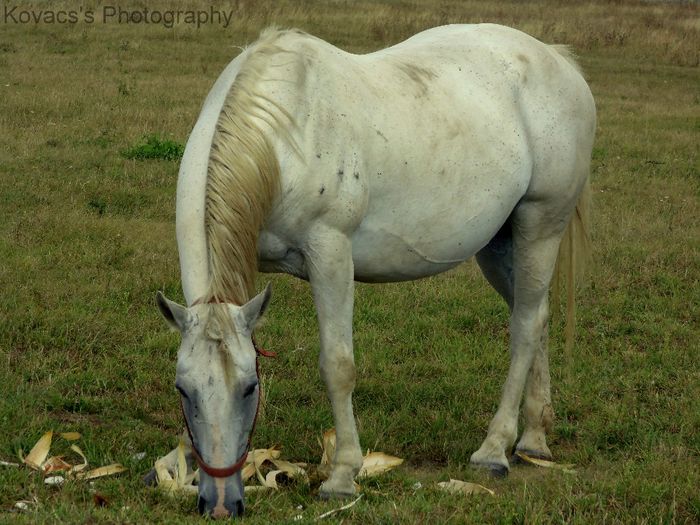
182, 297, 276, 478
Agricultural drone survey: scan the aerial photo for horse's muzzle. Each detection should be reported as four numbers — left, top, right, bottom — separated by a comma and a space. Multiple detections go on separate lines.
198, 493, 244, 519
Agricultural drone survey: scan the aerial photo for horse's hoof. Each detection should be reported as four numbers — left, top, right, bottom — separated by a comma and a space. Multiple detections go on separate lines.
470, 461, 509, 478
142, 468, 158, 487
489, 464, 509, 478
318, 478, 356, 500
511, 449, 553, 465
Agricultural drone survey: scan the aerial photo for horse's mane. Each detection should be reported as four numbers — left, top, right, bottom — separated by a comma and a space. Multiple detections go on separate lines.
204, 28, 297, 305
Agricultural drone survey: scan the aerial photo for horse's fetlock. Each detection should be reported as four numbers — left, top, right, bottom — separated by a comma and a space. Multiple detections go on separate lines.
335, 449, 363, 472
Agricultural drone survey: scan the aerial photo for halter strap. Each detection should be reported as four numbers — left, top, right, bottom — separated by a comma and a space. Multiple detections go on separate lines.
179, 304, 276, 478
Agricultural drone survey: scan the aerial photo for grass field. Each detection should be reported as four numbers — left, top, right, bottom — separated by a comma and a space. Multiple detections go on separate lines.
0, 0, 698, 522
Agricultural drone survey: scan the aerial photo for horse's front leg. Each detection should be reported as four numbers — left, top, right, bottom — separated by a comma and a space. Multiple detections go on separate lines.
307, 228, 363, 498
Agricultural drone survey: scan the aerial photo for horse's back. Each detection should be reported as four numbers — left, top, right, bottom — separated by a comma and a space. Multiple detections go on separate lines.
259, 25, 595, 282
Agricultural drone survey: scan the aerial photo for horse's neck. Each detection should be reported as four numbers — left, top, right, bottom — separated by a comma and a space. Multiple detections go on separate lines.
176, 55, 248, 306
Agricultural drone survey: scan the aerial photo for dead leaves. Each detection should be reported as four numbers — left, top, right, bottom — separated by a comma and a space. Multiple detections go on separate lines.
149, 427, 504, 513
22, 430, 53, 470
358, 451, 403, 478
437, 479, 495, 496
150, 428, 498, 503
155, 441, 199, 495
321, 429, 404, 479
246, 429, 403, 491
433, 454, 578, 500
514, 452, 577, 474
42, 456, 73, 474
78, 464, 127, 480
153, 428, 404, 496
5, 430, 127, 513
153, 442, 308, 496
319, 428, 335, 467
12, 430, 126, 483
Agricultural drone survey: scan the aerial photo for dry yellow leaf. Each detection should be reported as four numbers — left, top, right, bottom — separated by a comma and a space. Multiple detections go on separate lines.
77, 464, 126, 480
59, 432, 81, 441
260, 459, 309, 489
265, 466, 309, 489
155, 459, 173, 483
241, 447, 283, 482
159, 477, 198, 494
271, 459, 307, 479
69, 444, 89, 473
154, 443, 198, 495
318, 429, 402, 480
264, 469, 285, 489
438, 479, 495, 496
176, 441, 187, 485
358, 451, 403, 478
241, 462, 256, 482
24, 431, 53, 470
42, 456, 72, 474
515, 452, 576, 472
320, 429, 336, 466
179, 483, 199, 495
247, 447, 282, 469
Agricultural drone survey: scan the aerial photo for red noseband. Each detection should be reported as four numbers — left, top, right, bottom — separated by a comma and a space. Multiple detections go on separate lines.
179, 311, 275, 478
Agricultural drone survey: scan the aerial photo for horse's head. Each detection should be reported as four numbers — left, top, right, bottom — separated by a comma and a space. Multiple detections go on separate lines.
156, 285, 271, 518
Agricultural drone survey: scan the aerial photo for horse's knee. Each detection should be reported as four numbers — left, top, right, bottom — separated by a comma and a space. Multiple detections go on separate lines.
319, 345, 356, 393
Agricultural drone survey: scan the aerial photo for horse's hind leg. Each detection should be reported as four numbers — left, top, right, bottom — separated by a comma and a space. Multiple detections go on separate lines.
306, 226, 363, 498
476, 222, 554, 465
471, 201, 565, 475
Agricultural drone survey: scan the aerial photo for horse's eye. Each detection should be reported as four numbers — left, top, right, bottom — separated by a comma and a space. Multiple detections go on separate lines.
243, 381, 259, 398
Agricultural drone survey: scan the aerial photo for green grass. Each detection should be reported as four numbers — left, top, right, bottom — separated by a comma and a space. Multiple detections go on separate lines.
0, 0, 698, 523
122, 135, 185, 162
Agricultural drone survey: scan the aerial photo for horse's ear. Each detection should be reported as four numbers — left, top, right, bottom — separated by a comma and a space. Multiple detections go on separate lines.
241, 283, 272, 332
156, 292, 189, 331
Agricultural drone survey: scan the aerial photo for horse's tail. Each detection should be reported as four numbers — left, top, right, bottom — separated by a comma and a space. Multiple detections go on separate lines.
549, 44, 583, 76
552, 177, 592, 358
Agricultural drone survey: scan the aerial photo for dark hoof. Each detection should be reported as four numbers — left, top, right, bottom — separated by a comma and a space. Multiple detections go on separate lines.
511, 449, 553, 465
489, 464, 509, 478
471, 461, 509, 479
142, 468, 158, 487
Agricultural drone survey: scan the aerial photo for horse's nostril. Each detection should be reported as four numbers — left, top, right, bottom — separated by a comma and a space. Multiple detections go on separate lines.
235, 499, 245, 516
197, 495, 207, 515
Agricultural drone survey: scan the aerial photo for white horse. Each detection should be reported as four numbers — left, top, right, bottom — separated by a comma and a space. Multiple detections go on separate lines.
155, 24, 594, 518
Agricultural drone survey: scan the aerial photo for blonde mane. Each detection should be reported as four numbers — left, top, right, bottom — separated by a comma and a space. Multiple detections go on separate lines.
204, 29, 296, 305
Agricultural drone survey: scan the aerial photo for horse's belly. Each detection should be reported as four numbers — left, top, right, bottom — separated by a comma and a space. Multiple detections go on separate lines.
350, 194, 517, 283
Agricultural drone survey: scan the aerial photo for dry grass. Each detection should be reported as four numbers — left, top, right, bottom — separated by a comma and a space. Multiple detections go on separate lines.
0, 0, 698, 523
